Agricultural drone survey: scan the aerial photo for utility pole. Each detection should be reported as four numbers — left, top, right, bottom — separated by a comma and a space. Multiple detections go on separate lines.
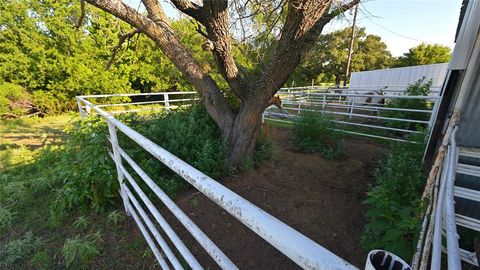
344, 4, 359, 87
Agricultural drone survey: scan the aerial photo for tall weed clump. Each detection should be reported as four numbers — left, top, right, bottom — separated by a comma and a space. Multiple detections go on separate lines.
293, 111, 345, 159
0, 232, 43, 269
361, 131, 428, 261
382, 78, 432, 131
62, 232, 102, 269
52, 105, 272, 211
135, 105, 225, 179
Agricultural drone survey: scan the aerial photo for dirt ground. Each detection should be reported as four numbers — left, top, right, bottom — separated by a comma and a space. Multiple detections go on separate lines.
158, 126, 387, 269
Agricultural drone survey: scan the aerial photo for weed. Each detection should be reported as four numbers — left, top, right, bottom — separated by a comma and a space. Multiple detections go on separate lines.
292, 111, 345, 159
0, 206, 14, 232
0, 232, 42, 269
106, 210, 124, 226
361, 132, 428, 261
72, 216, 90, 230
382, 78, 432, 131
254, 130, 274, 166
62, 231, 102, 269
190, 196, 199, 207
31, 250, 51, 269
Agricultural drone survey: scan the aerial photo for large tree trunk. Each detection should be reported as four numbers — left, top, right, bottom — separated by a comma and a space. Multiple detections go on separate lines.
223, 101, 265, 169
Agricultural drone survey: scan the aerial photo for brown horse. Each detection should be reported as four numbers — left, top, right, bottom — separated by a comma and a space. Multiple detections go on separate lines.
268, 95, 282, 109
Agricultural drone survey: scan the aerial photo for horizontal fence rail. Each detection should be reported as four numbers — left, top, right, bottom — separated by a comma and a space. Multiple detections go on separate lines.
265, 89, 440, 143
77, 92, 197, 117
280, 85, 442, 94
76, 92, 358, 270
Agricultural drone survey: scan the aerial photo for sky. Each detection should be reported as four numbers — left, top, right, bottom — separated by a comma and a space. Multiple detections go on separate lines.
129, 0, 463, 57
324, 0, 463, 56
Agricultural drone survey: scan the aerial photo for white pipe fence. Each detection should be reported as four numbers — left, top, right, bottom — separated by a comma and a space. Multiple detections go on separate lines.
77, 92, 198, 117
76, 92, 358, 270
430, 126, 461, 270
265, 90, 440, 143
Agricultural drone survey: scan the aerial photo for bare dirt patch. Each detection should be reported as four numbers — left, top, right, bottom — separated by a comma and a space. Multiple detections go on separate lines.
160, 126, 387, 269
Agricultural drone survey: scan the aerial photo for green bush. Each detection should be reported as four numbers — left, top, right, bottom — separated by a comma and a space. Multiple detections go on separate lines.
0, 82, 31, 115
293, 111, 345, 159
62, 232, 102, 269
1, 106, 272, 219
361, 131, 428, 261
134, 105, 226, 179
382, 78, 432, 131
33, 91, 71, 115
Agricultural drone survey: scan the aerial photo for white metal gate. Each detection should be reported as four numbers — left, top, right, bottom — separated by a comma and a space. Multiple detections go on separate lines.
76, 92, 357, 270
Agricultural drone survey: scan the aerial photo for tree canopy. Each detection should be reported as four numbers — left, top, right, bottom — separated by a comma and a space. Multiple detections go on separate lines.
289, 27, 392, 86
0, 0, 237, 113
394, 43, 451, 67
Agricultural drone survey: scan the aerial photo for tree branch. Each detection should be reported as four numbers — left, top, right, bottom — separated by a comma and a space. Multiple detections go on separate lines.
84, 0, 234, 130
141, 0, 171, 25
324, 0, 360, 22
302, 1, 360, 56
255, 0, 331, 99
255, 0, 360, 102
200, 0, 249, 100
75, 0, 86, 29
106, 29, 141, 70
169, 0, 205, 24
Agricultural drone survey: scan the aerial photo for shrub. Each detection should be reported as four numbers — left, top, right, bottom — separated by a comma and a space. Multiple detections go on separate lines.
382, 78, 432, 131
33, 91, 71, 115
0, 82, 31, 115
361, 131, 428, 261
134, 105, 226, 178
52, 117, 118, 212
1, 105, 272, 218
293, 110, 345, 159
62, 232, 102, 269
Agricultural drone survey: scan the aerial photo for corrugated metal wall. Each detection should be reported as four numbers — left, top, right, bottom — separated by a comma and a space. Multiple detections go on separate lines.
349, 63, 449, 94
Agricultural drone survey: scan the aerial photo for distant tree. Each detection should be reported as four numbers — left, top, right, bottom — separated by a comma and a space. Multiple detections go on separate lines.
0, 0, 228, 112
289, 27, 392, 86
394, 43, 451, 67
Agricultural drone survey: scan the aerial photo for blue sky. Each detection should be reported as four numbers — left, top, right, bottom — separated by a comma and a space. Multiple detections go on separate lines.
325, 0, 463, 56
129, 0, 463, 57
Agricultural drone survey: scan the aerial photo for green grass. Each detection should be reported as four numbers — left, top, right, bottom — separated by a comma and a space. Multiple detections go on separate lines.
0, 114, 75, 149
0, 114, 155, 269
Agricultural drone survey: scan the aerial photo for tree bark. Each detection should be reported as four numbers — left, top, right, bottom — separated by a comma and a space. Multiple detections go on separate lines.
224, 99, 266, 168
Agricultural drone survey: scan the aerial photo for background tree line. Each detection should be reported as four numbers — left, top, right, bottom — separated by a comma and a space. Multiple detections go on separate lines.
0, 0, 451, 116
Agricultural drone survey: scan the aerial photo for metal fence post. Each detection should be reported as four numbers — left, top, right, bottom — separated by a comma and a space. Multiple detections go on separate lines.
164, 93, 170, 110
428, 99, 440, 130
108, 122, 131, 216
349, 97, 355, 119
77, 98, 85, 118
322, 95, 326, 114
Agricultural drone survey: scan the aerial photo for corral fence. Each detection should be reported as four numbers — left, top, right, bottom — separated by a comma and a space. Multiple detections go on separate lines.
76, 92, 358, 270
265, 87, 441, 143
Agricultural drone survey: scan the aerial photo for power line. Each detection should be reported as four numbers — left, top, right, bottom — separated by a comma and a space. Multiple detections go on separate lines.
358, 8, 428, 43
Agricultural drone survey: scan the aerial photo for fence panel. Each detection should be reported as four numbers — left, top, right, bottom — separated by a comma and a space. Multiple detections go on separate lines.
76, 92, 358, 270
